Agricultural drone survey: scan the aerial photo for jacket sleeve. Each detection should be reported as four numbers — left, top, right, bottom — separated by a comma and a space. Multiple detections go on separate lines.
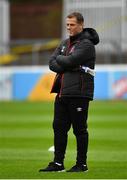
56, 40, 95, 69
49, 43, 65, 73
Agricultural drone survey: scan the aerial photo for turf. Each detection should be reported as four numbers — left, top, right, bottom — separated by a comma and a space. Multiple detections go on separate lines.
0, 100, 127, 179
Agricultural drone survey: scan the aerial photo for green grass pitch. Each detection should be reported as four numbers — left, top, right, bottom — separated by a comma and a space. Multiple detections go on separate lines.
0, 100, 127, 179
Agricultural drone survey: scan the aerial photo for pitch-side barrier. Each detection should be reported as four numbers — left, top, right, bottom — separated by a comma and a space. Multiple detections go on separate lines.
0, 65, 127, 100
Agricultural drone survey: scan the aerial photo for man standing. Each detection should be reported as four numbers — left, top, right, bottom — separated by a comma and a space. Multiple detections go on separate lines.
39, 12, 99, 172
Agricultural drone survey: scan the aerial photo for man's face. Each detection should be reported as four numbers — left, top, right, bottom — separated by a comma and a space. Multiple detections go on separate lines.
66, 17, 83, 36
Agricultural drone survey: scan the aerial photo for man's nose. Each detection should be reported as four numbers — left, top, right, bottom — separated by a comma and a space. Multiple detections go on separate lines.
67, 25, 71, 29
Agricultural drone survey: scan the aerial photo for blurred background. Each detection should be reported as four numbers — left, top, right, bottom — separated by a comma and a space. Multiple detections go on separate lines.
0, 0, 127, 100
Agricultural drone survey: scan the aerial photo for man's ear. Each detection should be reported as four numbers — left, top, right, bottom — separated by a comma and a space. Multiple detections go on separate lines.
79, 23, 84, 31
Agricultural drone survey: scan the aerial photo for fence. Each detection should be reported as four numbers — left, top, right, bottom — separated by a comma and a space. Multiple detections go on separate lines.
0, 0, 9, 55
0, 65, 127, 101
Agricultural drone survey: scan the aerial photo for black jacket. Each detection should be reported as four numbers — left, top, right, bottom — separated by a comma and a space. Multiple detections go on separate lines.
49, 28, 99, 100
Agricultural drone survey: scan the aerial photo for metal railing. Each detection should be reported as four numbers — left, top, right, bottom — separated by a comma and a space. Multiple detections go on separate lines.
0, 38, 127, 66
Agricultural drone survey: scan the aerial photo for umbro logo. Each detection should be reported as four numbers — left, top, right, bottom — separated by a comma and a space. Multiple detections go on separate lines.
76, 107, 82, 112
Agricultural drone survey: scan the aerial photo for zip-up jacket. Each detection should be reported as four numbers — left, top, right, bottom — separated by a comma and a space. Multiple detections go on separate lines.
49, 28, 99, 100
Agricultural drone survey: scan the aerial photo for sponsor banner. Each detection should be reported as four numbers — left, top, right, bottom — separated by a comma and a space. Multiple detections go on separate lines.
95, 71, 127, 99
94, 72, 109, 99
12, 72, 42, 100
12, 72, 56, 101
0, 66, 127, 100
28, 72, 56, 101
111, 71, 127, 99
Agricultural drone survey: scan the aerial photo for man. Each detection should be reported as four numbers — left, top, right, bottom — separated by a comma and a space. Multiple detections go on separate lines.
39, 12, 99, 172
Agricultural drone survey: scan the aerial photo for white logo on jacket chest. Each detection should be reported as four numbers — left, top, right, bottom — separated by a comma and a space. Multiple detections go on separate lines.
61, 46, 66, 53
76, 107, 82, 112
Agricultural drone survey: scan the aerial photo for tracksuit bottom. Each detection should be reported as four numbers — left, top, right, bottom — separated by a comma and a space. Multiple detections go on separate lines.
53, 95, 90, 165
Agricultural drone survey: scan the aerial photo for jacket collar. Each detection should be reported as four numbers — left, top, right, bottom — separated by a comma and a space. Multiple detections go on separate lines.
69, 31, 83, 43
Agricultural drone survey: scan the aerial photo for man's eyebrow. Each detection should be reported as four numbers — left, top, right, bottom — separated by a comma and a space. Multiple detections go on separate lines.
66, 23, 75, 25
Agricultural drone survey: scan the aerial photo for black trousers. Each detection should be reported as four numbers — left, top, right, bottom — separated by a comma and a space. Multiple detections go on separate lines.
53, 95, 89, 165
